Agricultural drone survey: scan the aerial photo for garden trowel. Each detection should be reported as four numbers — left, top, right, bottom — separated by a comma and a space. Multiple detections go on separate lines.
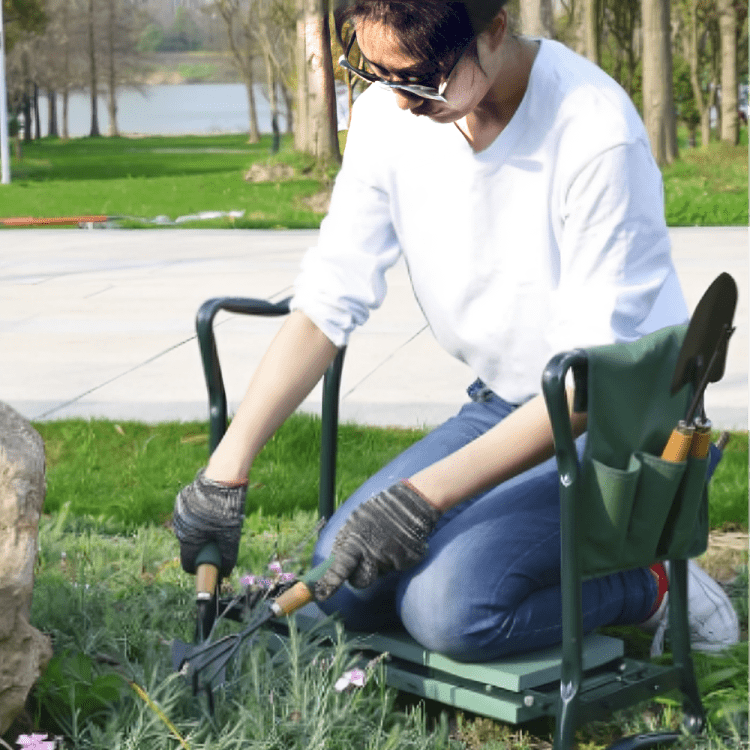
660, 272, 737, 462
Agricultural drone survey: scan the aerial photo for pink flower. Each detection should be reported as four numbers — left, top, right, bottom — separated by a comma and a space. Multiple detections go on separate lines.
268, 561, 283, 575
280, 572, 296, 582
334, 668, 366, 692
240, 574, 257, 587
17, 734, 55, 750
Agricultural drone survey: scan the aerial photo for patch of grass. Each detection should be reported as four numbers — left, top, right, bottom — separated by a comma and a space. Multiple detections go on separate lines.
4, 127, 747, 229
25, 515, 456, 750
23, 510, 748, 750
34, 415, 428, 527
709, 431, 749, 531
663, 134, 749, 227
4, 135, 330, 228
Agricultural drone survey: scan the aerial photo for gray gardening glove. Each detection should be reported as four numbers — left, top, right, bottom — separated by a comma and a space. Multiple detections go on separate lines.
173, 468, 247, 577
314, 481, 442, 601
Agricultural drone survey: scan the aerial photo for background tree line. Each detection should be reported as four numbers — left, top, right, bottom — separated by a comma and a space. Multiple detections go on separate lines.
3, 0, 748, 168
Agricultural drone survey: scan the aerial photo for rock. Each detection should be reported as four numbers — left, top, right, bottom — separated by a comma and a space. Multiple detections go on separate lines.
0, 403, 52, 736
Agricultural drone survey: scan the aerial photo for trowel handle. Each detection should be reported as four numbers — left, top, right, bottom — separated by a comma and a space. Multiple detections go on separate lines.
195, 543, 222, 601
690, 419, 712, 459
270, 555, 335, 617
660, 421, 694, 462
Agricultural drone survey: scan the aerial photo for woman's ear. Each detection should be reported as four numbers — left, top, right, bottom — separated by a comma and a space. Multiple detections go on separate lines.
484, 9, 507, 52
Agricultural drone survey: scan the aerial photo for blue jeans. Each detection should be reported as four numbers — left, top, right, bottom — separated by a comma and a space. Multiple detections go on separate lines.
312, 381, 717, 662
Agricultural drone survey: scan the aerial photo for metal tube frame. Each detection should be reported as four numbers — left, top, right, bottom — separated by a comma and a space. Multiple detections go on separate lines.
195, 296, 346, 521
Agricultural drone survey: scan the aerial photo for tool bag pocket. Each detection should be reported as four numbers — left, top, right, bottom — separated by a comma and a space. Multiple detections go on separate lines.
579, 452, 708, 577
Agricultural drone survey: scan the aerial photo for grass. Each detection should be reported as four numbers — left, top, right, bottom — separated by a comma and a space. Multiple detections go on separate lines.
662, 130, 749, 226
2, 134, 331, 229
2, 126, 747, 229
9, 416, 748, 749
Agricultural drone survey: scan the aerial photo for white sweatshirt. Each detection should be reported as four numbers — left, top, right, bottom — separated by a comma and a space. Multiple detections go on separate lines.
291, 39, 688, 404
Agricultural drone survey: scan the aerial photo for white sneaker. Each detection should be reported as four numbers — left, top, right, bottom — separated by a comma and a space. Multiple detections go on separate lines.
642, 560, 740, 657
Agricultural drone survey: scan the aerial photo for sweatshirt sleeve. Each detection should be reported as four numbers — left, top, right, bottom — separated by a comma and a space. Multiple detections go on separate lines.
548, 137, 688, 354
289, 92, 402, 347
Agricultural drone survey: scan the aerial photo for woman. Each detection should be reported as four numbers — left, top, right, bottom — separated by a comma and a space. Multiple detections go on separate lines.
174, 0, 738, 660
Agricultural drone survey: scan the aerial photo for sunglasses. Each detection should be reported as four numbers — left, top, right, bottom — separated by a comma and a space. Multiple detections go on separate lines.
338, 32, 468, 103
338, 54, 449, 102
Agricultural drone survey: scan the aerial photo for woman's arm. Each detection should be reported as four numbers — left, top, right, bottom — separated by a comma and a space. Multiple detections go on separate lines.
408, 390, 587, 511
205, 310, 339, 483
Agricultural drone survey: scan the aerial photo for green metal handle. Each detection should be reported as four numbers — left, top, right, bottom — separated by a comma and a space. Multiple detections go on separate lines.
299, 555, 335, 587
195, 543, 222, 569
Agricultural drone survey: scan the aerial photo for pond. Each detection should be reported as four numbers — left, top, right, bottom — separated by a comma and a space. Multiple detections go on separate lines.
33, 82, 350, 137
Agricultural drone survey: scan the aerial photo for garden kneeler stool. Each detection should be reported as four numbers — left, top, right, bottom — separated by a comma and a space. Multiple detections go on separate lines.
186, 289, 729, 749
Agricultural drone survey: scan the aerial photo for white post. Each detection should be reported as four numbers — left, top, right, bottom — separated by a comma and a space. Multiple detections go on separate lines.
0, 0, 11, 185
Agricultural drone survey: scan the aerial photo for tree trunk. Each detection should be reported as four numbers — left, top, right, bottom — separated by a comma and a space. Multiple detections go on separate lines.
583, 0, 600, 64
641, 0, 678, 165
106, 0, 119, 137
684, 0, 712, 148
88, 0, 101, 137
244, 68, 261, 144
520, 0, 554, 37
264, 52, 280, 153
717, 0, 738, 145
33, 84, 41, 139
295, 0, 340, 165
47, 91, 58, 137
281, 83, 294, 135
62, 89, 69, 140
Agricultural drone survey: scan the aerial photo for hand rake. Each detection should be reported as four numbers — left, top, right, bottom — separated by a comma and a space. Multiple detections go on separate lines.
172, 555, 334, 703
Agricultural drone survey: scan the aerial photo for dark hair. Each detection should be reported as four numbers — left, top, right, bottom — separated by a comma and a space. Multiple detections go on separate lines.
335, 0, 507, 77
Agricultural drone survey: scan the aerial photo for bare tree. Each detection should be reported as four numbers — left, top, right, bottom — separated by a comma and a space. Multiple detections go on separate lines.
641, 0, 678, 165
675, 0, 719, 147
295, 0, 339, 165
602, 0, 640, 99
212, 0, 261, 143
87, 0, 101, 136
101, 0, 145, 136
717, 0, 738, 144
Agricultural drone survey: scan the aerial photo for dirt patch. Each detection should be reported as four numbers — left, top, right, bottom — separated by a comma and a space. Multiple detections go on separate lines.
244, 163, 296, 182
699, 530, 748, 582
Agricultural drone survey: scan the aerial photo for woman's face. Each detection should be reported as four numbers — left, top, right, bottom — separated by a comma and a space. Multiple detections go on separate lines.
356, 18, 504, 123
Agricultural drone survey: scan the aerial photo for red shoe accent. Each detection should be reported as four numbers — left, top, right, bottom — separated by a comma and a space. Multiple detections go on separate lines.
647, 562, 669, 618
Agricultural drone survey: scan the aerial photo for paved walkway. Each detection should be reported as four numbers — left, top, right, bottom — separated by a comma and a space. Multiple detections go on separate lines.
1, 227, 747, 430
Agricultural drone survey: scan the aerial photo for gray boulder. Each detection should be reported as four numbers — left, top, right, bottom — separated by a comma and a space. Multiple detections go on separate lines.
0, 402, 52, 736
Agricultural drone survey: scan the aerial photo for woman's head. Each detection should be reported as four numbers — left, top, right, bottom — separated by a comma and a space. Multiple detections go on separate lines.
336, 0, 510, 121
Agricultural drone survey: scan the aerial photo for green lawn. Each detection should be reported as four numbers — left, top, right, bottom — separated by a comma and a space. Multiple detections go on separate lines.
2, 128, 747, 228
3, 135, 329, 228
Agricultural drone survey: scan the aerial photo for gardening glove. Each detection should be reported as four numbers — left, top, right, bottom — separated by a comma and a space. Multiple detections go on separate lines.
314, 481, 442, 601
173, 468, 247, 577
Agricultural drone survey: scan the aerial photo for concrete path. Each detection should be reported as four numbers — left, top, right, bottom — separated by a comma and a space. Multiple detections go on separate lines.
1, 227, 746, 430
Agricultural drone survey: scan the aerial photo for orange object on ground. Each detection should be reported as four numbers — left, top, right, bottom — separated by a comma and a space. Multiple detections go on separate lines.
0, 215, 108, 227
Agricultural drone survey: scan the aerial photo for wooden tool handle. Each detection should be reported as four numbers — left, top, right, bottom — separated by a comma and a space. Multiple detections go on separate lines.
271, 581, 315, 616
195, 543, 222, 600
690, 421, 712, 459
269, 556, 335, 617
660, 422, 694, 462
196, 563, 220, 600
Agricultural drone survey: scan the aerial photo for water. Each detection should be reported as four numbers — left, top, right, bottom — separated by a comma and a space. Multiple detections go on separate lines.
34, 82, 349, 137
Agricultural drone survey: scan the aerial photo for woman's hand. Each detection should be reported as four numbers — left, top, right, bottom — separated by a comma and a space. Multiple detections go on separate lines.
173, 469, 247, 577
314, 481, 442, 600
